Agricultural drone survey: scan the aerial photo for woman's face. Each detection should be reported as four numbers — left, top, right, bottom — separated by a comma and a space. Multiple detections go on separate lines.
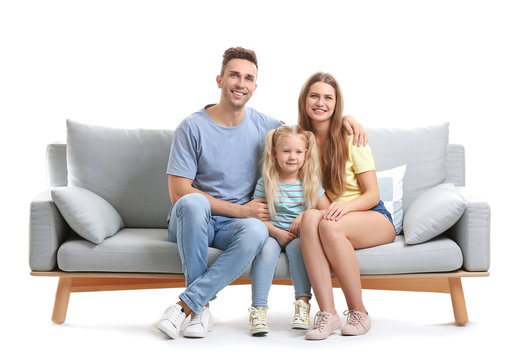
305, 81, 336, 123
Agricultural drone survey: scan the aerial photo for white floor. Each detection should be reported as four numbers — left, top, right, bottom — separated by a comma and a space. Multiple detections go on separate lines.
8, 268, 522, 360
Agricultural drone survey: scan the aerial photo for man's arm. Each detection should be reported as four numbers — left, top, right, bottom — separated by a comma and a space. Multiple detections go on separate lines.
168, 175, 270, 221
343, 115, 368, 146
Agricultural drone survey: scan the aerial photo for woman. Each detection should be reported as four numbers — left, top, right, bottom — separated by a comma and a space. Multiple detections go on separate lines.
298, 72, 396, 340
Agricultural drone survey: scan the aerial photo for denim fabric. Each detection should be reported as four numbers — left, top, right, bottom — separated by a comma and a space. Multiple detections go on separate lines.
250, 237, 311, 308
168, 193, 268, 314
371, 200, 395, 229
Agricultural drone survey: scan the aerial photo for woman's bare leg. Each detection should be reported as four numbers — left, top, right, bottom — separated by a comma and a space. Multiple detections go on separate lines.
300, 209, 337, 315
318, 211, 395, 313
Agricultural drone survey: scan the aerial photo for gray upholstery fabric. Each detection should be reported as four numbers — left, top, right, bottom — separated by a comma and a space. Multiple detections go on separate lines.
44, 143, 467, 190
29, 122, 491, 275
29, 191, 68, 271
51, 186, 124, 244
66, 120, 173, 228
403, 183, 467, 245
46, 144, 67, 187
447, 187, 491, 271
367, 123, 449, 212
446, 144, 465, 186
57, 230, 462, 275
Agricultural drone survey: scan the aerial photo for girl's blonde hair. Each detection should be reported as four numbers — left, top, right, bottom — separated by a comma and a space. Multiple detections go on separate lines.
298, 72, 348, 200
262, 125, 321, 216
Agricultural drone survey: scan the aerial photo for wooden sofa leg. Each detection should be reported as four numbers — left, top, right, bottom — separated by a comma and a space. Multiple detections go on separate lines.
52, 277, 73, 324
448, 277, 468, 326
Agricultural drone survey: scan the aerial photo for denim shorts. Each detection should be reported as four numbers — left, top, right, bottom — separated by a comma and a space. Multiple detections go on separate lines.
370, 200, 394, 228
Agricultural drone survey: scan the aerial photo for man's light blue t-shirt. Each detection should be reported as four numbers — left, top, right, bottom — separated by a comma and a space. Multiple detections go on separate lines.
167, 106, 282, 205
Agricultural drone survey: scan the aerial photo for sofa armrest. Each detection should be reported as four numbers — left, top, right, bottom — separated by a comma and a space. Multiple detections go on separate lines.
29, 190, 69, 271
447, 187, 491, 271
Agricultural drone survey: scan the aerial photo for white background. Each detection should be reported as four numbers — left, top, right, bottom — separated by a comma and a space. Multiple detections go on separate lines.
1, 0, 527, 358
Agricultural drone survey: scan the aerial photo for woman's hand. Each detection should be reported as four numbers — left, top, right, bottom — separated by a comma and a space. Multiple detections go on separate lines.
323, 202, 352, 222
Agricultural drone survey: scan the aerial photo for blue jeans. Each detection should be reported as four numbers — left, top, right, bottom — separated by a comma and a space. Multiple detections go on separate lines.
250, 236, 311, 308
168, 193, 268, 314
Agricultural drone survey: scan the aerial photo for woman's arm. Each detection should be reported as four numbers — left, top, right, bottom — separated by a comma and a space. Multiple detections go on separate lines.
323, 170, 380, 221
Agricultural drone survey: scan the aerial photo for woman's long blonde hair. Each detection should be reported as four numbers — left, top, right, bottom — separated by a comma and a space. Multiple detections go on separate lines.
298, 72, 348, 200
262, 125, 321, 216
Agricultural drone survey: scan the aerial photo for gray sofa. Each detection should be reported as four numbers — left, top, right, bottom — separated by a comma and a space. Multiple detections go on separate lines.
29, 120, 490, 325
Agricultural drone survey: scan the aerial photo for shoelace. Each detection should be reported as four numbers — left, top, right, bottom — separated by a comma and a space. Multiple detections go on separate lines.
313, 311, 330, 331
249, 307, 266, 325
343, 310, 364, 328
294, 302, 309, 320
162, 305, 184, 321
189, 308, 206, 325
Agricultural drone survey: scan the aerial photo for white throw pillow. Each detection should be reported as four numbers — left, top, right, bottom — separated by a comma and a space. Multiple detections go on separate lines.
403, 183, 467, 245
51, 186, 124, 244
376, 164, 407, 234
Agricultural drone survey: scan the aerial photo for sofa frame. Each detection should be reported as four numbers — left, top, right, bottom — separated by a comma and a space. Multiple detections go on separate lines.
31, 269, 488, 325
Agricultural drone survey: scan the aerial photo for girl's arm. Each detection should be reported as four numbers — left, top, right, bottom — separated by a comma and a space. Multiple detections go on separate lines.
323, 170, 380, 221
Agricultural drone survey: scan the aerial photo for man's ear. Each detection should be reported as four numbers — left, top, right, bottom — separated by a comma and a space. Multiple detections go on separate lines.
216, 75, 222, 88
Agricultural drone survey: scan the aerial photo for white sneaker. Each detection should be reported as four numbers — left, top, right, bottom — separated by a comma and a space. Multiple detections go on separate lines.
292, 299, 311, 330
249, 307, 269, 336
157, 304, 187, 339
183, 307, 213, 338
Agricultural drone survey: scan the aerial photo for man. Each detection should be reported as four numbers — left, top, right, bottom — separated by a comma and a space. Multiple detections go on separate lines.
157, 47, 366, 339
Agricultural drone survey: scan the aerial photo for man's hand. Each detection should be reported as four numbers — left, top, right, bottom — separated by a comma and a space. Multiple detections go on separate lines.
241, 198, 270, 221
343, 115, 368, 146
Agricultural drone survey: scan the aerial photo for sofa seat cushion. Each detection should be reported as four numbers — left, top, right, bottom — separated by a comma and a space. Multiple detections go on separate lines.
355, 235, 463, 275
58, 229, 463, 276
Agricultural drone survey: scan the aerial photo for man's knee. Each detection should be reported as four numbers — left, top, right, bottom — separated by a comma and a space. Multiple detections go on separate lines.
171, 193, 210, 220
236, 218, 268, 253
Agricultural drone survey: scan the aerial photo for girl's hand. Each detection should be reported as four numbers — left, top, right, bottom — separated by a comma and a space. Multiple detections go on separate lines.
289, 214, 303, 235
323, 202, 351, 222
274, 229, 297, 247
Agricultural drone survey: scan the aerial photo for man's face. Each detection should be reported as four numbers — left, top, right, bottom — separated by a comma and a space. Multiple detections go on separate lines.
217, 59, 258, 109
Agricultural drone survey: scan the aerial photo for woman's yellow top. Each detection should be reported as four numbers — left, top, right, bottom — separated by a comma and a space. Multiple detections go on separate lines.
326, 136, 376, 203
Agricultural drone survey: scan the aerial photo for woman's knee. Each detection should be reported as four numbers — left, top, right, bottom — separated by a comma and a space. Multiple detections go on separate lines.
318, 220, 348, 247
300, 209, 323, 235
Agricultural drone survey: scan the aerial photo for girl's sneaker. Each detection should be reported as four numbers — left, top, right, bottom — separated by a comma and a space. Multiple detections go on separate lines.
249, 307, 269, 336
341, 310, 371, 336
291, 299, 311, 330
305, 311, 341, 340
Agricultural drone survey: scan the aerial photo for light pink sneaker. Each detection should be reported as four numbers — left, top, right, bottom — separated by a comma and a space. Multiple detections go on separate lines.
341, 310, 371, 336
305, 311, 341, 340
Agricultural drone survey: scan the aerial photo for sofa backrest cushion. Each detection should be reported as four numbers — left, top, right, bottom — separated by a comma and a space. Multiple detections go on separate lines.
64, 120, 450, 228
67, 120, 173, 228
367, 123, 449, 212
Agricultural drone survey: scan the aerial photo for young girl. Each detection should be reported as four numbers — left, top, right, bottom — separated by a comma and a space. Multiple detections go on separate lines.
298, 72, 396, 340
249, 125, 330, 336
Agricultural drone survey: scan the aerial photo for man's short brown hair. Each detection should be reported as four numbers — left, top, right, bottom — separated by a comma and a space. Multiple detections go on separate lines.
220, 47, 258, 75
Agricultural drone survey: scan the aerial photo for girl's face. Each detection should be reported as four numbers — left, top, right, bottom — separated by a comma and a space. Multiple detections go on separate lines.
305, 81, 336, 124
274, 135, 307, 178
